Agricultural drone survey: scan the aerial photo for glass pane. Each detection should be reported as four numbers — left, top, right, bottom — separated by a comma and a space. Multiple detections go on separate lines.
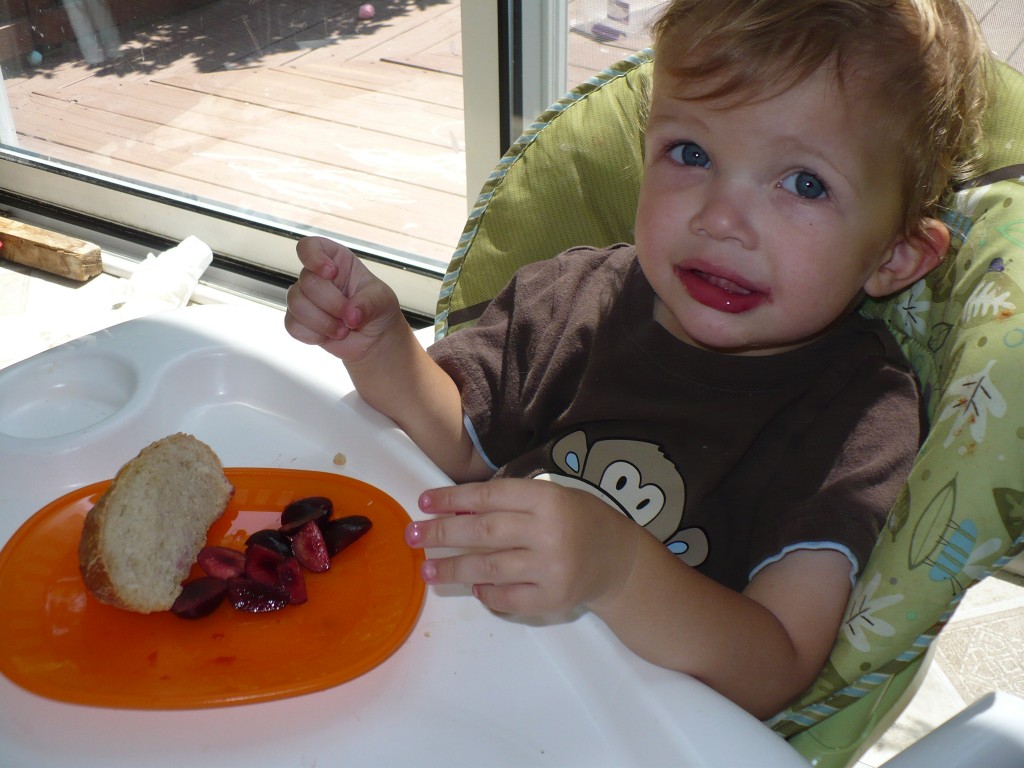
564, 0, 1022, 89
567, 0, 663, 85
0, 0, 466, 271
972, 0, 1024, 72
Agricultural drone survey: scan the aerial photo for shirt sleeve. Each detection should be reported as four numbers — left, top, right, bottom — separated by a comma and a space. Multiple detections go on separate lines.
428, 249, 603, 468
428, 280, 522, 468
745, 354, 922, 584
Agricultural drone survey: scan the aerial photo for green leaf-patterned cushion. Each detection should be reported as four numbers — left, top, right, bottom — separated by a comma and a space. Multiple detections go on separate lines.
773, 173, 1024, 736
772, 61, 1024, 736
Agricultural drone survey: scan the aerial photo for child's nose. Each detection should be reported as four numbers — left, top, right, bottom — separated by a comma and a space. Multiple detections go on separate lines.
689, 180, 756, 248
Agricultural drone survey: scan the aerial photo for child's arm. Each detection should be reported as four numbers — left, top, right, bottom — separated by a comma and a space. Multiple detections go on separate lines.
284, 236, 492, 482
408, 478, 851, 719
595, 528, 851, 719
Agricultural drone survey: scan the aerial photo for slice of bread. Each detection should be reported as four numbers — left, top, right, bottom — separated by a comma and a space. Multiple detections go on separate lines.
78, 433, 234, 613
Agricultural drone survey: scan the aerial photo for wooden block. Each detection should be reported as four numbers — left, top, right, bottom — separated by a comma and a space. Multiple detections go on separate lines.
0, 217, 103, 282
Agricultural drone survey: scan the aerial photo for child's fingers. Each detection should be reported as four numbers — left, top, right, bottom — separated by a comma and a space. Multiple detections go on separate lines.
404, 511, 525, 551
418, 478, 541, 517
422, 557, 569, 616
283, 309, 336, 346
420, 548, 534, 587
284, 273, 352, 341
295, 236, 342, 280
472, 582, 545, 615
343, 276, 400, 331
290, 236, 404, 348
421, 551, 563, 614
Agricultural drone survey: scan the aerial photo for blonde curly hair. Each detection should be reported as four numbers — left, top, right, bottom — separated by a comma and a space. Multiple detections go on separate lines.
649, 0, 991, 235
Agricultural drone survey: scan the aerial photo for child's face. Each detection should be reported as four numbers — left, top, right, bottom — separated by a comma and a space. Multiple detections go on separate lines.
636, 63, 907, 355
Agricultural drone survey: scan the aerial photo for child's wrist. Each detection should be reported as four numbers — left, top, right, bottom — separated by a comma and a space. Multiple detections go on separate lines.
345, 315, 413, 367
584, 516, 644, 617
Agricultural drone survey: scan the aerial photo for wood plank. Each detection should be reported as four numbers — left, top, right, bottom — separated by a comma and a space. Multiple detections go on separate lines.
391, 8, 463, 75
14, 99, 465, 258
30, 79, 466, 195
146, 66, 464, 150
278, 56, 463, 108
0, 216, 103, 281
360, 4, 462, 63
204, 0, 462, 71
385, 51, 462, 77
108, 0, 397, 70
15, 130, 457, 266
384, 12, 463, 78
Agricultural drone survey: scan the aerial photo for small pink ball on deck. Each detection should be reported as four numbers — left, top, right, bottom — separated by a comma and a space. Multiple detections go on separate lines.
358, 4, 375, 20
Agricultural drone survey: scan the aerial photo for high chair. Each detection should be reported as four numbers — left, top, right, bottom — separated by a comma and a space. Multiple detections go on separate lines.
434, 50, 1024, 767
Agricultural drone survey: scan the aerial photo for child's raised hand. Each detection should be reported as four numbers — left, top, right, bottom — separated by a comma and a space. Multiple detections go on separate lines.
406, 478, 642, 616
284, 236, 403, 362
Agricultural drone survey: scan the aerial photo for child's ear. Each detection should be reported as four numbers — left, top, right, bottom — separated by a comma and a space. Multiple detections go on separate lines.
864, 218, 950, 298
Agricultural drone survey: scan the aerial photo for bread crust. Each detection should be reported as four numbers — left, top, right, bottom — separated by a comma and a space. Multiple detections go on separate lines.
78, 491, 125, 608
78, 433, 234, 613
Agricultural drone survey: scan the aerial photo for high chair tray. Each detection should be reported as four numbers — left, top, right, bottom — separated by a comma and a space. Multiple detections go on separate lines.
0, 304, 807, 767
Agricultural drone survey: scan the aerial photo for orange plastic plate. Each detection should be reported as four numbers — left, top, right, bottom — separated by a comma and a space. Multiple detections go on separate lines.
0, 468, 425, 709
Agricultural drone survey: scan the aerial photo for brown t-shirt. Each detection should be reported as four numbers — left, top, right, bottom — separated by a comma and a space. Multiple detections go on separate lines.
429, 245, 923, 591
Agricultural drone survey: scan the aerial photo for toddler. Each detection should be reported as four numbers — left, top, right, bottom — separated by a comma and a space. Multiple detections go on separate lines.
285, 0, 990, 717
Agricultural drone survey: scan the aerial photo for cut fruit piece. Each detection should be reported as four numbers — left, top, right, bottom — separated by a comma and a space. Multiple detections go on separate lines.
171, 577, 228, 619
292, 521, 330, 573
322, 515, 373, 557
227, 577, 289, 613
245, 543, 288, 587
166, 492, 375, 620
276, 558, 308, 605
197, 546, 246, 580
279, 496, 333, 534
245, 529, 293, 558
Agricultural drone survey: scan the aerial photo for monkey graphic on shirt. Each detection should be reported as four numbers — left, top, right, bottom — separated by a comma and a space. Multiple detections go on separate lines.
536, 430, 708, 567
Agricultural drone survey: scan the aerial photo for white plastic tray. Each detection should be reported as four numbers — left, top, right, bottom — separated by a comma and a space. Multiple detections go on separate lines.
0, 304, 807, 767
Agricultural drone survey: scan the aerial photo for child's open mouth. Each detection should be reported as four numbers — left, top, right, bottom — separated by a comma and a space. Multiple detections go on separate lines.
677, 267, 767, 314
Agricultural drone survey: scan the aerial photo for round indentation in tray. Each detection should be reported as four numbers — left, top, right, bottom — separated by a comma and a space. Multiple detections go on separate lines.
0, 354, 139, 439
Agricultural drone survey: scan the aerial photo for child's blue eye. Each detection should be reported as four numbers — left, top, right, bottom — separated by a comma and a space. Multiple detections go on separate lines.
780, 171, 828, 199
669, 142, 710, 168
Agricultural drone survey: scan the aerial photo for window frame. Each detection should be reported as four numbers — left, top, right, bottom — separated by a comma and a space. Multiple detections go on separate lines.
0, 2, 565, 322
0, 148, 442, 320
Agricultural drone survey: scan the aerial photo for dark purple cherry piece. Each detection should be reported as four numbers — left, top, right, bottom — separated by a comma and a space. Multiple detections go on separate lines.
279, 496, 333, 534
197, 546, 246, 580
227, 577, 289, 613
245, 543, 287, 587
322, 515, 373, 557
245, 528, 293, 558
292, 520, 330, 573
171, 577, 227, 619
276, 557, 307, 605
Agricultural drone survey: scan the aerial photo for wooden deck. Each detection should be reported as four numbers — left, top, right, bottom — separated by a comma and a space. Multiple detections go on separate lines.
1, 0, 1021, 268
0, 0, 635, 267
2, 0, 470, 265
